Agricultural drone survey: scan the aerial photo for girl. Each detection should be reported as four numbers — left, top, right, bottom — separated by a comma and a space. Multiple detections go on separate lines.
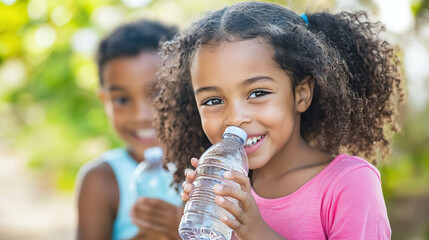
154, 1, 404, 239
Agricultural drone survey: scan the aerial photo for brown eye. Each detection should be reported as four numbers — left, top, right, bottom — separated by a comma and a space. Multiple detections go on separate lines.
248, 90, 269, 99
202, 98, 223, 106
113, 96, 130, 106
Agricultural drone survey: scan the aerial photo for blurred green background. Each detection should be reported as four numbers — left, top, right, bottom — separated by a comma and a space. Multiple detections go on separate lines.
0, 0, 428, 239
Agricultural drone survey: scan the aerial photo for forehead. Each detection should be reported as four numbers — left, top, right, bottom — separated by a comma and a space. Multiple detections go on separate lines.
102, 51, 161, 88
190, 39, 280, 87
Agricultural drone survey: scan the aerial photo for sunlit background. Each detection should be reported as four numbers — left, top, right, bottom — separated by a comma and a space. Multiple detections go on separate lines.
0, 0, 428, 239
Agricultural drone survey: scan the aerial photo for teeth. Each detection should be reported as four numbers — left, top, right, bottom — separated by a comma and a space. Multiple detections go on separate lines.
245, 135, 263, 147
135, 129, 156, 138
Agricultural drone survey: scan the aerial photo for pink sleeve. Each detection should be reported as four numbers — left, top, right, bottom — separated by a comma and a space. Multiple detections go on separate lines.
327, 166, 391, 240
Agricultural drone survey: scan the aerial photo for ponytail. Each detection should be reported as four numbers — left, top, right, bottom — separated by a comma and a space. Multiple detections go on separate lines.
305, 11, 404, 163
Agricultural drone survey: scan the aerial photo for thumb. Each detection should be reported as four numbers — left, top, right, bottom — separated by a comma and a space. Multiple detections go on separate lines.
191, 157, 198, 168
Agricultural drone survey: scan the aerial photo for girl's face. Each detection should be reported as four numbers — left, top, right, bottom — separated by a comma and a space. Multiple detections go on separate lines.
191, 39, 305, 170
99, 51, 161, 160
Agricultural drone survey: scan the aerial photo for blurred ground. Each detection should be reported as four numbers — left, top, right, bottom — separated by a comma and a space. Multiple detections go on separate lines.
0, 144, 75, 240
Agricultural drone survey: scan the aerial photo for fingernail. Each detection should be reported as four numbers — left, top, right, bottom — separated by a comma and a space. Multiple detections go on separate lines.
224, 171, 232, 178
221, 216, 228, 221
217, 196, 225, 203
214, 184, 223, 193
184, 169, 190, 176
184, 183, 192, 192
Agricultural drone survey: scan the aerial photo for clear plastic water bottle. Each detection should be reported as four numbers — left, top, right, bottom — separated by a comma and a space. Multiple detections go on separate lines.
179, 126, 248, 240
130, 147, 182, 206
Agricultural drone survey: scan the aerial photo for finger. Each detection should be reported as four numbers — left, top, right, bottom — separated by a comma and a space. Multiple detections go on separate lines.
135, 197, 173, 209
215, 195, 244, 223
213, 184, 247, 203
133, 199, 176, 219
180, 191, 189, 201
224, 171, 251, 192
191, 157, 198, 168
132, 217, 167, 233
135, 199, 178, 216
133, 206, 172, 228
184, 168, 196, 181
183, 183, 193, 194
220, 215, 241, 232
133, 200, 178, 224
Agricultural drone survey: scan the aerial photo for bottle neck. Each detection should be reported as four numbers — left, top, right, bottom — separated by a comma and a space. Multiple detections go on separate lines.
223, 133, 245, 145
146, 157, 162, 168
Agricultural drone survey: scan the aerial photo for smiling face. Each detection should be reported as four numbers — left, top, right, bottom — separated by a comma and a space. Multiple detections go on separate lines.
99, 51, 161, 161
191, 39, 308, 170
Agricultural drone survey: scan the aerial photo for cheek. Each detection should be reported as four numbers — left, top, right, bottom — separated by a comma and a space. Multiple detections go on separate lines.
110, 108, 128, 129
257, 99, 294, 123
200, 112, 223, 144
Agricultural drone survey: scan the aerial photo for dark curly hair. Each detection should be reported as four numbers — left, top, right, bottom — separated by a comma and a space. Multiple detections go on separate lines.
96, 19, 177, 85
154, 1, 405, 183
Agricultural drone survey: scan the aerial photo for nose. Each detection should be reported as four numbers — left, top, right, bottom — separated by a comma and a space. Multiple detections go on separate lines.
134, 99, 153, 123
225, 100, 251, 127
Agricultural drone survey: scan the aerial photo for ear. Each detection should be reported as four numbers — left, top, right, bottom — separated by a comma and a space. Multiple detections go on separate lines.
294, 76, 314, 113
98, 89, 113, 117
98, 89, 107, 104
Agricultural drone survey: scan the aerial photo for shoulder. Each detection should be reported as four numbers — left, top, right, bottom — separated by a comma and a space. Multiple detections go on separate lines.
77, 148, 127, 183
329, 154, 381, 184
76, 151, 119, 202
319, 154, 384, 204
325, 154, 385, 205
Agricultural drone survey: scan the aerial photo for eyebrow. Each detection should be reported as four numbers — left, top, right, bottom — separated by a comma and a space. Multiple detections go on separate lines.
194, 76, 275, 95
241, 76, 276, 87
109, 85, 126, 92
194, 86, 220, 95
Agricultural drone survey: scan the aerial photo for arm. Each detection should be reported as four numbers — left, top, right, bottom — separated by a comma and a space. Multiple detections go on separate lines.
131, 198, 183, 240
327, 166, 391, 240
76, 161, 117, 240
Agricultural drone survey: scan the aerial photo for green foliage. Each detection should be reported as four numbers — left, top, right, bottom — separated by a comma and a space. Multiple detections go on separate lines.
380, 105, 429, 198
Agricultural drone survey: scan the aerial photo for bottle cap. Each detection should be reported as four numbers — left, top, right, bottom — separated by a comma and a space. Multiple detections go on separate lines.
143, 147, 163, 164
223, 126, 247, 142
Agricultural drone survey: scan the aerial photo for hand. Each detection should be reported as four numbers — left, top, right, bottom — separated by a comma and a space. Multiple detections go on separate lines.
213, 170, 278, 240
130, 197, 183, 240
180, 157, 198, 202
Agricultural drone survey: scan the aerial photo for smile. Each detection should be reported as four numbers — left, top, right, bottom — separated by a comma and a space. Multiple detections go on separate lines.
244, 135, 264, 147
134, 129, 156, 139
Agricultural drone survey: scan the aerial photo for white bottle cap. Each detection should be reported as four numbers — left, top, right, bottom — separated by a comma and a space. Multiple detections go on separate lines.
143, 147, 163, 164
223, 126, 247, 142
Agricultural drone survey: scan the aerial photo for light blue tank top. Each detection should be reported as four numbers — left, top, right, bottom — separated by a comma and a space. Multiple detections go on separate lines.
103, 148, 138, 240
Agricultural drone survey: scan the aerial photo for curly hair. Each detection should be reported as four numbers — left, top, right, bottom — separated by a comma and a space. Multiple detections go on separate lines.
154, 1, 405, 183
97, 19, 177, 85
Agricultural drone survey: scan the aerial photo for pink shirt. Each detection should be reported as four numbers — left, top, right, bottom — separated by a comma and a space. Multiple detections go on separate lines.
232, 154, 391, 240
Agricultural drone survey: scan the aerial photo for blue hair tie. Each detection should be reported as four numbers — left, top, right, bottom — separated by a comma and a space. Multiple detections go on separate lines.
301, 13, 309, 24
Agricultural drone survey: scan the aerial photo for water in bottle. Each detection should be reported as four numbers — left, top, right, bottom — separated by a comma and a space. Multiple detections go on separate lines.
130, 146, 182, 206
179, 126, 248, 240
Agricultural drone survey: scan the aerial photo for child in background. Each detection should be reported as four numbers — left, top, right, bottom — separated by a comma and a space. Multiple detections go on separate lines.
76, 20, 182, 240
154, 2, 404, 240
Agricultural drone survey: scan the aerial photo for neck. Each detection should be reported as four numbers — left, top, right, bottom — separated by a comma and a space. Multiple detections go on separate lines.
127, 147, 144, 164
